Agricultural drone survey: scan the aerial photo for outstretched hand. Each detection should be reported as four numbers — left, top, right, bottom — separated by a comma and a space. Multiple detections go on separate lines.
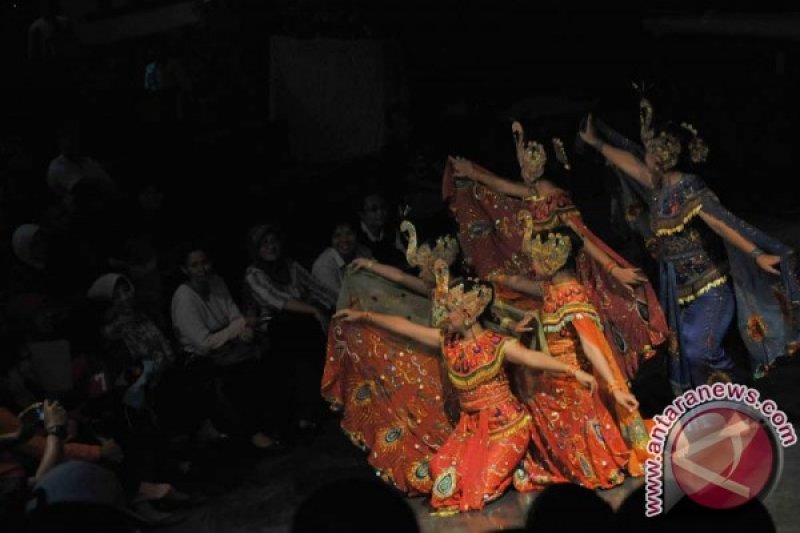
574, 370, 597, 393
613, 390, 640, 412
350, 257, 374, 272
448, 156, 475, 179
612, 267, 648, 291
579, 114, 599, 145
756, 254, 781, 275
512, 312, 537, 334
332, 308, 366, 323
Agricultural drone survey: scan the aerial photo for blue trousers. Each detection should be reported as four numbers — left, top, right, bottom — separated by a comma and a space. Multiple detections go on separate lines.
679, 282, 737, 387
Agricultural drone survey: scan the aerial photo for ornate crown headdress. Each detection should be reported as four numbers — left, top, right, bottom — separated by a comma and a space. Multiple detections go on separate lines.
400, 220, 459, 270
635, 83, 708, 170
431, 259, 492, 328
512, 121, 547, 184
518, 210, 572, 277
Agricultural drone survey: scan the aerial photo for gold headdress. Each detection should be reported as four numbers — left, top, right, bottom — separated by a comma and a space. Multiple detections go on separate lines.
431, 259, 492, 328
512, 121, 547, 184
639, 94, 708, 171
637, 97, 679, 172
680, 122, 709, 163
518, 210, 572, 277
639, 97, 655, 143
552, 138, 570, 171
400, 220, 459, 270
644, 131, 682, 172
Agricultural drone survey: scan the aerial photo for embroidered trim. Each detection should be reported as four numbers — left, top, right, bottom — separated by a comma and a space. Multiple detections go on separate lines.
447, 337, 511, 390
489, 412, 531, 442
678, 275, 728, 306
541, 303, 603, 332
654, 203, 703, 236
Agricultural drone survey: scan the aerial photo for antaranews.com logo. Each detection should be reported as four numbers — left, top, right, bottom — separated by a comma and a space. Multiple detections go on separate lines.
645, 383, 797, 516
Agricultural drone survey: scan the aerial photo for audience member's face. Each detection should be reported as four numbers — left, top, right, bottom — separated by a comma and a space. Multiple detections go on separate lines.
112, 280, 134, 307
258, 233, 282, 262
183, 250, 212, 284
360, 195, 387, 229
332, 224, 356, 259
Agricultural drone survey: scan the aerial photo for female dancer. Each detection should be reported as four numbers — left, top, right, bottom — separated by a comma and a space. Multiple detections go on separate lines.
444, 121, 668, 381
334, 259, 596, 513
580, 102, 799, 391
321, 222, 460, 494
505, 215, 651, 486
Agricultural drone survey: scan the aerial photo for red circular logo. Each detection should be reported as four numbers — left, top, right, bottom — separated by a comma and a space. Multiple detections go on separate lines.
670, 407, 775, 510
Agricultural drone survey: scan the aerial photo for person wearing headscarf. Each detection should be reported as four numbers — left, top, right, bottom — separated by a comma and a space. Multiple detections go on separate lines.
8, 224, 49, 299
243, 224, 334, 432
87, 273, 172, 409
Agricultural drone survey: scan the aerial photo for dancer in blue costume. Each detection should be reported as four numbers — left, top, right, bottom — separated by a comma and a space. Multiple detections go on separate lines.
579, 99, 800, 393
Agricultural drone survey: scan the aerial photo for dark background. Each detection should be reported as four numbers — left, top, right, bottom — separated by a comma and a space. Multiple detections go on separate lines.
2, 0, 798, 279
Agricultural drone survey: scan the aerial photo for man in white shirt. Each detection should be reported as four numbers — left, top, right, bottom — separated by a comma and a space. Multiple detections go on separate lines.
47, 123, 112, 199
312, 221, 372, 298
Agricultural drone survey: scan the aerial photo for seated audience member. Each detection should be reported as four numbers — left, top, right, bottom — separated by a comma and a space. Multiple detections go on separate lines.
292, 478, 419, 533
355, 192, 406, 268
0, 400, 66, 531
311, 220, 371, 297
9, 224, 50, 298
47, 122, 113, 202
171, 244, 280, 451
87, 273, 172, 410
244, 225, 335, 432
26, 460, 181, 532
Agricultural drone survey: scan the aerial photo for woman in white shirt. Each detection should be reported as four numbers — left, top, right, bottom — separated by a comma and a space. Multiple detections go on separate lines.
171, 245, 280, 451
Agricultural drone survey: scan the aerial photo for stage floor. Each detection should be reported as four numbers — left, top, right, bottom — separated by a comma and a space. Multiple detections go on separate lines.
160, 406, 799, 533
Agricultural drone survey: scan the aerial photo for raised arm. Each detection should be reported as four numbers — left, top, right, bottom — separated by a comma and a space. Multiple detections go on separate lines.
448, 156, 531, 198
33, 400, 66, 484
491, 273, 544, 298
698, 210, 781, 275
580, 115, 655, 190
563, 218, 648, 291
350, 257, 429, 295
574, 323, 639, 411
333, 308, 441, 349
503, 341, 596, 391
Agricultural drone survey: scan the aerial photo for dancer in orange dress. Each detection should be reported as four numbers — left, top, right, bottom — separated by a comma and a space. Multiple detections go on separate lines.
334, 259, 596, 513
444, 121, 668, 381
321, 223, 461, 494
503, 217, 651, 487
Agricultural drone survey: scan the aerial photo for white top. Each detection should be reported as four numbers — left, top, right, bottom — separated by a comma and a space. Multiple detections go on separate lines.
170, 275, 245, 356
47, 154, 110, 197
311, 246, 371, 297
